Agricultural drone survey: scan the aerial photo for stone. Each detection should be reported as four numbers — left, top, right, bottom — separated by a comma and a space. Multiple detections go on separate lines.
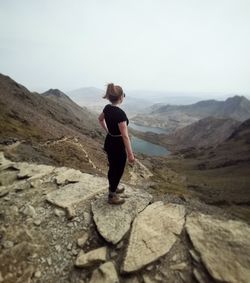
186, 212, 250, 283
34, 270, 42, 278
0, 187, 9, 198
110, 250, 118, 258
3, 240, 14, 249
0, 152, 15, 171
54, 208, 66, 217
67, 243, 72, 250
171, 254, 178, 262
33, 219, 41, 226
83, 212, 91, 225
55, 245, 61, 252
75, 247, 107, 268
47, 258, 52, 266
77, 234, 88, 248
92, 187, 153, 244
89, 261, 119, 283
189, 249, 200, 262
122, 202, 185, 273
170, 262, 188, 270
66, 206, 76, 220
46, 173, 108, 212
54, 167, 84, 185
21, 204, 36, 218
142, 274, 157, 283
0, 272, 3, 282
116, 241, 123, 249
193, 268, 206, 283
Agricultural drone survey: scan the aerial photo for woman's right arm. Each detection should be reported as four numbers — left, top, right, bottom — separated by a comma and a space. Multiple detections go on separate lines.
119, 121, 135, 163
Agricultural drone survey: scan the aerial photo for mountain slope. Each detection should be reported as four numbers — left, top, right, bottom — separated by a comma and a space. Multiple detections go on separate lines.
165, 116, 240, 150
132, 117, 240, 151
0, 74, 102, 142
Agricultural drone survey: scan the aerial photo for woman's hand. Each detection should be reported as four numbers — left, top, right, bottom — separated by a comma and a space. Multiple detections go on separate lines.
128, 153, 135, 164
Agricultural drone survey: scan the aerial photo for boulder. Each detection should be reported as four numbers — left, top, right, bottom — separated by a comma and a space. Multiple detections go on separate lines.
122, 202, 185, 273
92, 187, 153, 244
186, 212, 250, 283
89, 261, 119, 283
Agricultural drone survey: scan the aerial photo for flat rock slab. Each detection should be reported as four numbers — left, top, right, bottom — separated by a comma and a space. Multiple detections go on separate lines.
92, 186, 153, 244
0, 152, 15, 171
13, 162, 55, 180
53, 167, 84, 185
46, 173, 107, 210
89, 261, 119, 283
186, 212, 250, 283
122, 202, 186, 273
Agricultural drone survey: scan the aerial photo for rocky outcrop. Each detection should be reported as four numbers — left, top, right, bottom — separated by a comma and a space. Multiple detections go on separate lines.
1, 151, 250, 283
122, 202, 186, 273
92, 187, 153, 244
186, 212, 250, 283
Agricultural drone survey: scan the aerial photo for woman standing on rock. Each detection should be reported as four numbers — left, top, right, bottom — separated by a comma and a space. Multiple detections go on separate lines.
98, 83, 135, 205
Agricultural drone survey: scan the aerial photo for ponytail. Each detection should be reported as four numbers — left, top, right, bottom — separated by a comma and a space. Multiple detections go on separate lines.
103, 83, 115, 99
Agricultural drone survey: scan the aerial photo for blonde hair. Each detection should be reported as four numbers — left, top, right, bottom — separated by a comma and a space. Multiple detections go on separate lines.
103, 83, 124, 103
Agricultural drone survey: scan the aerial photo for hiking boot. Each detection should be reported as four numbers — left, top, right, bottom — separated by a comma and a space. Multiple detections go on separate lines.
108, 195, 125, 205
116, 186, 125, 194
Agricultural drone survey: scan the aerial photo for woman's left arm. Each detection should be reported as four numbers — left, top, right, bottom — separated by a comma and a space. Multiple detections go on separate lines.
98, 112, 108, 133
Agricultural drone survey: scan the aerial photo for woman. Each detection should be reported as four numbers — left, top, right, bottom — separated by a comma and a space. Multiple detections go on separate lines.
98, 83, 135, 205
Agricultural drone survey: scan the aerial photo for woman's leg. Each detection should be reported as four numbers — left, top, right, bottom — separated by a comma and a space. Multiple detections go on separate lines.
107, 149, 127, 194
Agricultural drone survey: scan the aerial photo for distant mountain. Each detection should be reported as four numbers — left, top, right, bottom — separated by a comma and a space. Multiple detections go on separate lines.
66, 87, 106, 113
0, 74, 102, 142
132, 95, 250, 132
67, 87, 154, 117
151, 95, 250, 121
196, 118, 250, 169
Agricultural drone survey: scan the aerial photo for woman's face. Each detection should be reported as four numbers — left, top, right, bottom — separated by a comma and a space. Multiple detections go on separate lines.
119, 93, 125, 104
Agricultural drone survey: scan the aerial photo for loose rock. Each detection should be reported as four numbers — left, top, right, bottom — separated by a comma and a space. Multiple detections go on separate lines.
77, 233, 88, 248
89, 261, 119, 283
75, 247, 107, 268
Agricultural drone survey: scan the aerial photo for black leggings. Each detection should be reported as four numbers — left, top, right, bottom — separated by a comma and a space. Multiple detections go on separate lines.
106, 148, 127, 193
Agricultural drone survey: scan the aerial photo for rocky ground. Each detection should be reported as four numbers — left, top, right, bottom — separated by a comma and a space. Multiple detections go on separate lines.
1, 144, 250, 283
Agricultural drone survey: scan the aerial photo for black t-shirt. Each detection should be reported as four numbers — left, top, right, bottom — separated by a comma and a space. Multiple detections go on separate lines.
103, 104, 129, 135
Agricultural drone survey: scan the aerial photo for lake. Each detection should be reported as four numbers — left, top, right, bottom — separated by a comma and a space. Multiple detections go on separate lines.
131, 136, 169, 156
129, 122, 168, 134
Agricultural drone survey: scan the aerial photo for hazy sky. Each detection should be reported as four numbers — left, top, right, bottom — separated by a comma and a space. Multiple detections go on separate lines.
0, 0, 250, 95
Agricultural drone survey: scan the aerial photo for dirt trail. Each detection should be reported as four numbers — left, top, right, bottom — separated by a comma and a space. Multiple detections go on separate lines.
3, 136, 153, 185
39, 136, 98, 170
